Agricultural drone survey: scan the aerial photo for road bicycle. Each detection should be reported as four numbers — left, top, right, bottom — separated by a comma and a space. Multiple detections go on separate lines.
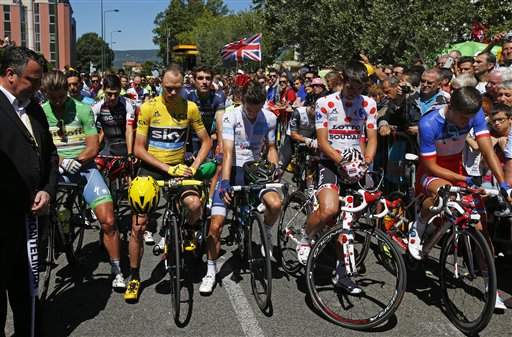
39, 180, 87, 302
224, 182, 288, 313
304, 172, 407, 330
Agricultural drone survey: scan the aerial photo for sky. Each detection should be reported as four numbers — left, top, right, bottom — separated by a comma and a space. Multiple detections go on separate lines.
70, 0, 253, 50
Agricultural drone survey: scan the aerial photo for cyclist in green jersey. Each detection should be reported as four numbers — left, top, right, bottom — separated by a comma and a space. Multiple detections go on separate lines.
41, 70, 126, 291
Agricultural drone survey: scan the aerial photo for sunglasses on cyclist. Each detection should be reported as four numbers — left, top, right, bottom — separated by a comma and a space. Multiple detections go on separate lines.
164, 86, 181, 93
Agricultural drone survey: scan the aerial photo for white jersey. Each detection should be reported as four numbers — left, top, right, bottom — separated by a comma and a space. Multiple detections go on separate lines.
222, 105, 276, 167
315, 92, 377, 159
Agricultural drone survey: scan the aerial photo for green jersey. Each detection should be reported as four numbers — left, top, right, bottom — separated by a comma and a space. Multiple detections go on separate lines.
42, 97, 97, 159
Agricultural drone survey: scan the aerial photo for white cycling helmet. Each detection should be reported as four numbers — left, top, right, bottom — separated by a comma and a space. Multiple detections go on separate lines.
338, 148, 368, 184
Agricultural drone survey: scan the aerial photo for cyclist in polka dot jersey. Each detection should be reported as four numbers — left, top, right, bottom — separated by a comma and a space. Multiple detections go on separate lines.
297, 63, 378, 295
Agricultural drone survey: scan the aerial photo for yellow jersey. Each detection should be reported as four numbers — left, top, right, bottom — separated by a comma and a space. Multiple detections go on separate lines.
136, 95, 205, 165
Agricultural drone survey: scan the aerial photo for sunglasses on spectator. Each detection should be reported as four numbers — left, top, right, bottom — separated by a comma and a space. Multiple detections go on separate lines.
91, 79, 99, 83
196, 76, 212, 81
280, 80, 288, 84
420, 79, 435, 85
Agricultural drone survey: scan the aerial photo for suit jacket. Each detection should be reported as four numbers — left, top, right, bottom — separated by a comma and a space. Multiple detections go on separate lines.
0, 89, 58, 217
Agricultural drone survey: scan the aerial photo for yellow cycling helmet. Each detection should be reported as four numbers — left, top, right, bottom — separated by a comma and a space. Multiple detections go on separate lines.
128, 176, 160, 214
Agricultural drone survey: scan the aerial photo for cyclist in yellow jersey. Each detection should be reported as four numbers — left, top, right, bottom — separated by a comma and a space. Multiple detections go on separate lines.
124, 64, 212, 302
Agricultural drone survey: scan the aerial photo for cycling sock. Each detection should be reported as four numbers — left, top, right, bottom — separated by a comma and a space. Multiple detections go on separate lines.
131, 267, 140, 281
207, 259, 217, 276
111, 259, 121, 275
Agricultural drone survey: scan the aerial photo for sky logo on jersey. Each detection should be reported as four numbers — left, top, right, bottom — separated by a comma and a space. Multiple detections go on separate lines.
149, 126, 186, 150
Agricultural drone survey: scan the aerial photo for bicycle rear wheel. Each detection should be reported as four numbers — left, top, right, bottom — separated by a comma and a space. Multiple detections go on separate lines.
166, 215, 181, 323
278, 191, 311, 275
439, 228, 496, 335
306, 225, 406, 330
247, 214, 272, 311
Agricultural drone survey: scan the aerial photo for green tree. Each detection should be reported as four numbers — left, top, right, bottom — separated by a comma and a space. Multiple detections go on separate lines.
142, 61, 156, 76
263, 0, 512, 66
176, 9, 270, 70
153, 0, 230, 64
76, 32, 113, 71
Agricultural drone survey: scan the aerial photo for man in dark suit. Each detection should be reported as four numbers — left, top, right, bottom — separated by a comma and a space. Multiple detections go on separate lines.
0, 47, 58, 337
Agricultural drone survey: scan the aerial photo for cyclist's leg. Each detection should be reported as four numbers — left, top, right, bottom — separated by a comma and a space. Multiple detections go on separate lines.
201, 182, 227, 293
181, 188, 202, 226
81, 166, 122, 277
129, 213, 147, 280
278, 136, 293, 170
306, 162, 340, 237
408, 175, 451, 259
260, 190, 282, 227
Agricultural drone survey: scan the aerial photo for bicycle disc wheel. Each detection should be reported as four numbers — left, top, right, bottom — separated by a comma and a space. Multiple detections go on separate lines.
306, 225, 406, 330
166, 216, 181, 323
247, 214, 272, 311
439, 228, 496, 335
278, 191, 311, 275
38, 217, 55, 303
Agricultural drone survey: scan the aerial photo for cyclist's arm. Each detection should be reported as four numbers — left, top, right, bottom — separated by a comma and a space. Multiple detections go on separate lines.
267, 143, 279, 165
290, 131, 306, 143
215, 108, 225, 154
364, 128, 377, 163
191, 128, 212, 171
125, 124, 134, 155
98, 128, 105, 145
77, 135, 99, 163
317, 128, 342, 163
505, 160, 512, 186
133, 133, 169, 173
477, 135, 506, 184
221, 139, 234, 181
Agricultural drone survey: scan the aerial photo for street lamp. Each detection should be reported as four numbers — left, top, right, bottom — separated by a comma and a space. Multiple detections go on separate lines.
110, 30, 122, 49
110, 29, 123, 67
101, 8, 119, 71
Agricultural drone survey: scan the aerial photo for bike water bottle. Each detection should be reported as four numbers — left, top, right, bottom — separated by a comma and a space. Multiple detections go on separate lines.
58, 208, 72, 235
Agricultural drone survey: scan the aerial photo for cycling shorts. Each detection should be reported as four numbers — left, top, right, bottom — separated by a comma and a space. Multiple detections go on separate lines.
211, 166, 277, 217
59, 163, 112, 209
317, 161, 341, 193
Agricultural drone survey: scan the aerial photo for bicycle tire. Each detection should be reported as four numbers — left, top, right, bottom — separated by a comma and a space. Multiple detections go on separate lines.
166, 214, 181, 323
439, 228, 497, 335
306, 225, 406, 330
66, 193, 86, 258
247, 214, 272, 311
278, 191, 311, 275
38, 216, 55, 303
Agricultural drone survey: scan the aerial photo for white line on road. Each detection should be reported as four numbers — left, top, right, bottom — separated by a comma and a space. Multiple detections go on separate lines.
217, 256, 266, 337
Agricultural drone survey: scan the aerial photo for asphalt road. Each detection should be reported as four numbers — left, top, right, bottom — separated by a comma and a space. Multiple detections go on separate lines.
5, 178, 512, 337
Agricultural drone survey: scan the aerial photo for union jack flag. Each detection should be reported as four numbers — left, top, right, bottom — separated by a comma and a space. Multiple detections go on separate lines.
221, 34, 262, 62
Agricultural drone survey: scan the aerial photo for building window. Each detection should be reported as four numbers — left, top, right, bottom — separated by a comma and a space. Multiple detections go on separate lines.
34, 3, 40, 51
20, 7, 26, 47
3, 5, 11, 39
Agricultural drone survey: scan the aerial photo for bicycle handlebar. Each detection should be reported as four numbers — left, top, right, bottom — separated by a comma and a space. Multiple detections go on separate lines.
156, 179, 204, 188
339, 189, 389, 219
231, 183, 288, 192
429, 185, 502, 213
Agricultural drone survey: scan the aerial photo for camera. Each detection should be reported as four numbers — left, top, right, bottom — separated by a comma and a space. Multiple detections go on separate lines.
400, 85, 412, 94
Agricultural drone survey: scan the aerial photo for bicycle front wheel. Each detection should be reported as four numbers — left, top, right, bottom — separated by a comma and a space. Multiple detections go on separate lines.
166, 216, 181, 323
306, 225, 406, 330
440, 228, 497, 335
278, 191, 311, 275
247, 214, 272, 312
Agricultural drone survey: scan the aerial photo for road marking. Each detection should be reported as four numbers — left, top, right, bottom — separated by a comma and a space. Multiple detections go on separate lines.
217, 256, 266, 337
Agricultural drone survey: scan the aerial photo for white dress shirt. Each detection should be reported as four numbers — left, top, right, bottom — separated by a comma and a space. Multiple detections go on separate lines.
0, 85, 35, 142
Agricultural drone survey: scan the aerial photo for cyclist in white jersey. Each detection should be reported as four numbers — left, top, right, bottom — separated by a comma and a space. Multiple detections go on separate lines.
200, 81, 281, 294
298, 62, 378, 294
